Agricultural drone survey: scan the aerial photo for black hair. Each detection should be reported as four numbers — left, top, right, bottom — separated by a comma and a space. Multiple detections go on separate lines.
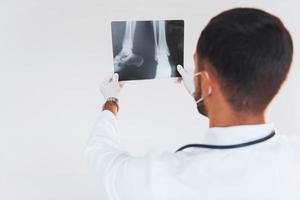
197, 8, 293, 113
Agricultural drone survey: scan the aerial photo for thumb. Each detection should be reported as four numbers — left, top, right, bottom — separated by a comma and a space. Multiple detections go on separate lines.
176, 64, 187, 78
112, 73, 119, 82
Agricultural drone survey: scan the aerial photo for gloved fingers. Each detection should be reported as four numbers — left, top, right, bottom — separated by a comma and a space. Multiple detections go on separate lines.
176, 64, 187, 78
113, 73, 125, 89
109, 73, 118, 82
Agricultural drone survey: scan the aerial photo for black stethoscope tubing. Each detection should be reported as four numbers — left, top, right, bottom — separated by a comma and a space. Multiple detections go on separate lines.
175, 131, 276, 153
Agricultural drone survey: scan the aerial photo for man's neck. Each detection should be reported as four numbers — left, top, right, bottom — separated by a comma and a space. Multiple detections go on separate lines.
209, 112, 265, 128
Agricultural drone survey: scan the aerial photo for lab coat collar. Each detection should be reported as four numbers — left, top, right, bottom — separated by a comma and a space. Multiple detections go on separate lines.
202, 122, 275, 146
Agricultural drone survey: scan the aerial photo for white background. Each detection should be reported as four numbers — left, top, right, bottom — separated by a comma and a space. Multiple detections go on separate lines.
0, 0, 299, 199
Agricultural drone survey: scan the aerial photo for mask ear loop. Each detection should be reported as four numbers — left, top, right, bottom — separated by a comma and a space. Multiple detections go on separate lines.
193, 71, 212, 104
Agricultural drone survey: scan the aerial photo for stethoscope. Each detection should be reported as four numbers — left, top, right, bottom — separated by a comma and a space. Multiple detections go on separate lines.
175, 130, 276, 153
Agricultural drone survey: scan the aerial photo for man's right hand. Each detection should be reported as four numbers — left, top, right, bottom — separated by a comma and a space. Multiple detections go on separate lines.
176, 64, 195, 95
100, 73, 124, 100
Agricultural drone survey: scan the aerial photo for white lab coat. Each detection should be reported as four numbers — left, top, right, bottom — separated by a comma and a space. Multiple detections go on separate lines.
85, 110, 300, 200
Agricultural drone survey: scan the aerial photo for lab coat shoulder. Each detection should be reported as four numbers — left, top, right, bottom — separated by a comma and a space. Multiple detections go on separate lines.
276, 132, 300, 196
286, 132, 300, 165
278, 132, 300, 160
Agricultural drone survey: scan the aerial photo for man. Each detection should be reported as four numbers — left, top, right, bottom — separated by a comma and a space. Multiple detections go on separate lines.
85, 8, 300, 200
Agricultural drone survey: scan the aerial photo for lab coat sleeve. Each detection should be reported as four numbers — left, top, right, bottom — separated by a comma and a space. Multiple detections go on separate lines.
84, 110, 153, 200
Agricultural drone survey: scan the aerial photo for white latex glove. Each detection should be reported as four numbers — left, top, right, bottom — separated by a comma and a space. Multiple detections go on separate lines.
176, 64, 195, 95
100, 73, 124, 100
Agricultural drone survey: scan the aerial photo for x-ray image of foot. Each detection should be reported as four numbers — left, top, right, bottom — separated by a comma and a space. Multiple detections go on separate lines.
113, 21, 144, 72
155, 53, 172, 78
152, 20, 172, 78
111, 20, 184, 81
114, 49, 144, 72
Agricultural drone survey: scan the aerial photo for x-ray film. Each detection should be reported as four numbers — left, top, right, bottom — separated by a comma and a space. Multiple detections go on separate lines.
111, 20, 184, 81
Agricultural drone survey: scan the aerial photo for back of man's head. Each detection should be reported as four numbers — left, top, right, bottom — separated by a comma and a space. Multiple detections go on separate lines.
197, 8, 293, 114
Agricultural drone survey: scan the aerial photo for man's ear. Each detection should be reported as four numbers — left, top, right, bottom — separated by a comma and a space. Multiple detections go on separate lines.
200, 70, 213, 97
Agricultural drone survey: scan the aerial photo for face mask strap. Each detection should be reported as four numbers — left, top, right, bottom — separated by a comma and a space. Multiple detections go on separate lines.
195, 96, 205, 104
193, 72, 202, 77
193, 71, 212, 104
